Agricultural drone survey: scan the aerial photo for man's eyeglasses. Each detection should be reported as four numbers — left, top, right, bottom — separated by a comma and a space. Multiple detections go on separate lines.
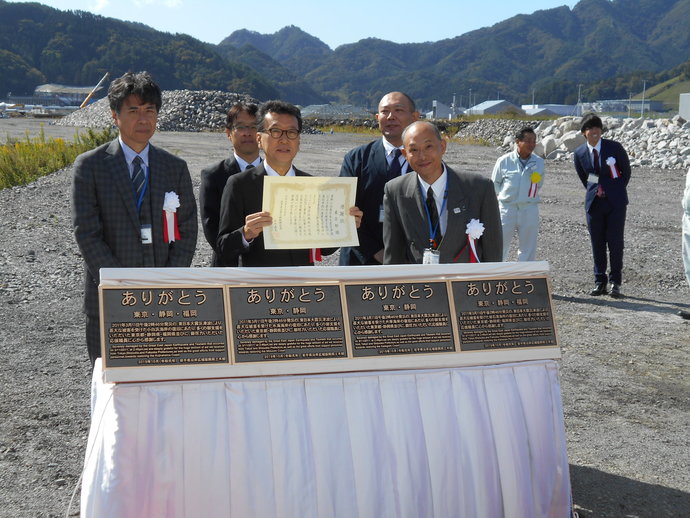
262, 128, 300, 140
232, 125, 258, 132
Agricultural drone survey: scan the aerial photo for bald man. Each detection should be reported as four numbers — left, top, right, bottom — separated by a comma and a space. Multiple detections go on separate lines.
339, 91, 419, 265
383, 121, 502, 264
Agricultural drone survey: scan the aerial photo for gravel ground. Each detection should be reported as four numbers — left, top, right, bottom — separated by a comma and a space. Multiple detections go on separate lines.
0, 118, 688, 517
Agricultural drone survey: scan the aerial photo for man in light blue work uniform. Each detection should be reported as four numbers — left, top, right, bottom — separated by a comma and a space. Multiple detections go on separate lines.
491, 126, 545, 261
680, 166, 690, 319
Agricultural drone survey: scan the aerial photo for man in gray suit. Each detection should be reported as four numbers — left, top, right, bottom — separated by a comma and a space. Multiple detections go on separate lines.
383, 121, 502, 264
72, 71, 197, 366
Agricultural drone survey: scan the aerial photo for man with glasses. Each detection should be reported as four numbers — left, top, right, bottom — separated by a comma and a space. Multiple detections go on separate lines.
200, 102, 261, 266
216, 100, 362, 267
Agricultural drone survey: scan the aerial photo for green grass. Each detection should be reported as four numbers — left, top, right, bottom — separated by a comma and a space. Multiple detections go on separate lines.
0, 125, 115, 190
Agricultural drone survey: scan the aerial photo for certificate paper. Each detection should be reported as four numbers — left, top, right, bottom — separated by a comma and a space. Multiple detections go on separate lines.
262, 176, 359, 249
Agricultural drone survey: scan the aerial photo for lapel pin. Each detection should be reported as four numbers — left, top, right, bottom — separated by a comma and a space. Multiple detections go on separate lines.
453, 207, 461, 214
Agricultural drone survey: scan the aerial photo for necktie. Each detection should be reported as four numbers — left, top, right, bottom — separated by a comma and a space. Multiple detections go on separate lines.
388, 148, 402, 179
244, 163, 255, 171
426, 186, 442, 249
131, 156, 145, 199
592, 149, 601, 175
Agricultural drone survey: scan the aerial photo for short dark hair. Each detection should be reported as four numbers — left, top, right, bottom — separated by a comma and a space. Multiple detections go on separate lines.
108, 71, 162, 113
401, 121, 442, 143
257, 100, 302, 132
226, 102, 258, 130
515, 126, 535, 141
580, 113, 603, 133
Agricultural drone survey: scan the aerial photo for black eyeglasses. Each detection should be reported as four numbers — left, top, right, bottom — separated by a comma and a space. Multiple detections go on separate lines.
262, 128, 300, 140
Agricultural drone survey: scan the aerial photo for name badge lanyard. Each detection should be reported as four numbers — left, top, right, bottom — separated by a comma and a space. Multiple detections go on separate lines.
420, 182, 448, 250
133, 164, 149, 213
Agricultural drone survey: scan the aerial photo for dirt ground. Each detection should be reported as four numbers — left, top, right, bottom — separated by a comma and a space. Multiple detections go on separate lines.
0, 118, 688, 517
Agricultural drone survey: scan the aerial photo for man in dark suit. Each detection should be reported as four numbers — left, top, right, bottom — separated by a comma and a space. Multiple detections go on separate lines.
72, 71, 197, 366
383, 121, 502, 264
217, 100, 362, 267
199, 102, 261, 266
573, 113, 631, 298
339, 91, 419, 265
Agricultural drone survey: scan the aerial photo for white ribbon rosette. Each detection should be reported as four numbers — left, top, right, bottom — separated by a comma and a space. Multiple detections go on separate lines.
465, 218, 485, 263
606, 156, 620, 179
163, 191, 181, 243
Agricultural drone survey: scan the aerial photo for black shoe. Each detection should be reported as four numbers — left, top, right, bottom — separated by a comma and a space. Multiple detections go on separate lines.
678, 310, 690, 320
609, 283, 622, 298
590, 282, 607, 296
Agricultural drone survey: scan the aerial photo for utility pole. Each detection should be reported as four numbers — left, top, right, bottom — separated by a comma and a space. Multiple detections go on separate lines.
641, 80, 647, 118
577, 84, 582, 116
532, 88, 535, 107
468, 88, 472, 114
628, 92, 632, 118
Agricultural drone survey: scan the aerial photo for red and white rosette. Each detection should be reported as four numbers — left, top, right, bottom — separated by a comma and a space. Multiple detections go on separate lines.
465, 218, 485, 263
163, 191, 181, 243
528, 171, 542, 198
606, 156, 620, 179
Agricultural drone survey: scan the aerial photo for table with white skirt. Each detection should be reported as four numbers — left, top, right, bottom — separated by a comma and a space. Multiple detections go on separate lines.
81, 358, 571, 518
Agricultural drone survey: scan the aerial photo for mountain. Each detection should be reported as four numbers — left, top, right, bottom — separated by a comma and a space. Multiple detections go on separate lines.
215, 42, 327, 105
219, 26, 332, 77
0, 0, 278, 100
218, 0, 690, 109
1, 0, 688, 110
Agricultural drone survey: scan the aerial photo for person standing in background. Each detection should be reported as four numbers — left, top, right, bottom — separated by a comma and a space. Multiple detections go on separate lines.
492, 126, 545, 261
573, 113, 631, 298
199, 102, 261, 266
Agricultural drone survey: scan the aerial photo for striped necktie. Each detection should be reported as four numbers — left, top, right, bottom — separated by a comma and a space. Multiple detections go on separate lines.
132, 156, 145, 198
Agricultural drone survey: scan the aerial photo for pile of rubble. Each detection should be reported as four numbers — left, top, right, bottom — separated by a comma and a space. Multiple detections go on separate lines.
56, 89, 328, 134
57, 90, 258, 131
454, 119, 535, 145
499, 115, 690, 170
301, 104, 373, 120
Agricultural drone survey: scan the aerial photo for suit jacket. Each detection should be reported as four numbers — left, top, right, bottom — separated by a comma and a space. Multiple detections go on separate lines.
339, 138, 392, 265
217, 164, 333, 267
574, 138, 631, 212
199, 157, 243, 266
72, 139, 197, 316
383, 165, 502, 264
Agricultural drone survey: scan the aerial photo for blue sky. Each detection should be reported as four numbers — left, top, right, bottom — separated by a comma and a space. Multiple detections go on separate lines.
10, 0, 579, 48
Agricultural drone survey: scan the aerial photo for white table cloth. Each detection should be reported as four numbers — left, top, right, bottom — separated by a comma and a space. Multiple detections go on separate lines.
81, 359, 571, 518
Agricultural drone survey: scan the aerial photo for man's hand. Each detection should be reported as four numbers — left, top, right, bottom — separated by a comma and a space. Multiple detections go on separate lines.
349, 206, 363, 228
243, 211, 272, 241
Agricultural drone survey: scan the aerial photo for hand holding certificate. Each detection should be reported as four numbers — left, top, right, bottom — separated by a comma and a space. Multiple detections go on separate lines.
262, 176, 360, 249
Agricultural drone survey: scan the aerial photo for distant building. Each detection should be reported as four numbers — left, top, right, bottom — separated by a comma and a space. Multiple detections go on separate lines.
8, 83, 103, 107
584, 99, 664, 114
522, 104, 580, 116
467, 100, 524, 115
425, 100, 466, 119
679, 93, 690, 120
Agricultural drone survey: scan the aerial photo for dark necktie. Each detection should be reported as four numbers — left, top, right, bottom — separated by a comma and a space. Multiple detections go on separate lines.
388, 148, 402, 179
244, 163, 255, 171
132, 156, 145, 199
426, 186, 442, 249
592, 149, 601, 175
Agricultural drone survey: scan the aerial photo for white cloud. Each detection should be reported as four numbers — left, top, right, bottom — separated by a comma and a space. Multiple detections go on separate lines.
91, 0, 110, 11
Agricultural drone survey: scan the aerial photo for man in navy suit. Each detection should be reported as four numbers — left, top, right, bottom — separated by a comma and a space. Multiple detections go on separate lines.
217, 100, 362, 267
72, 72, 197, 365
339, 91, 419, 265
573, 113, 631, 298
199, 102, 260, 266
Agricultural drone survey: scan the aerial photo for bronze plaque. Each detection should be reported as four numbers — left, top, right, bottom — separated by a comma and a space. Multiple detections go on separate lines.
451, 277, 557, 351
101, 287, 228, 368
344, 281, 455, 357
228, 284, 347, 362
